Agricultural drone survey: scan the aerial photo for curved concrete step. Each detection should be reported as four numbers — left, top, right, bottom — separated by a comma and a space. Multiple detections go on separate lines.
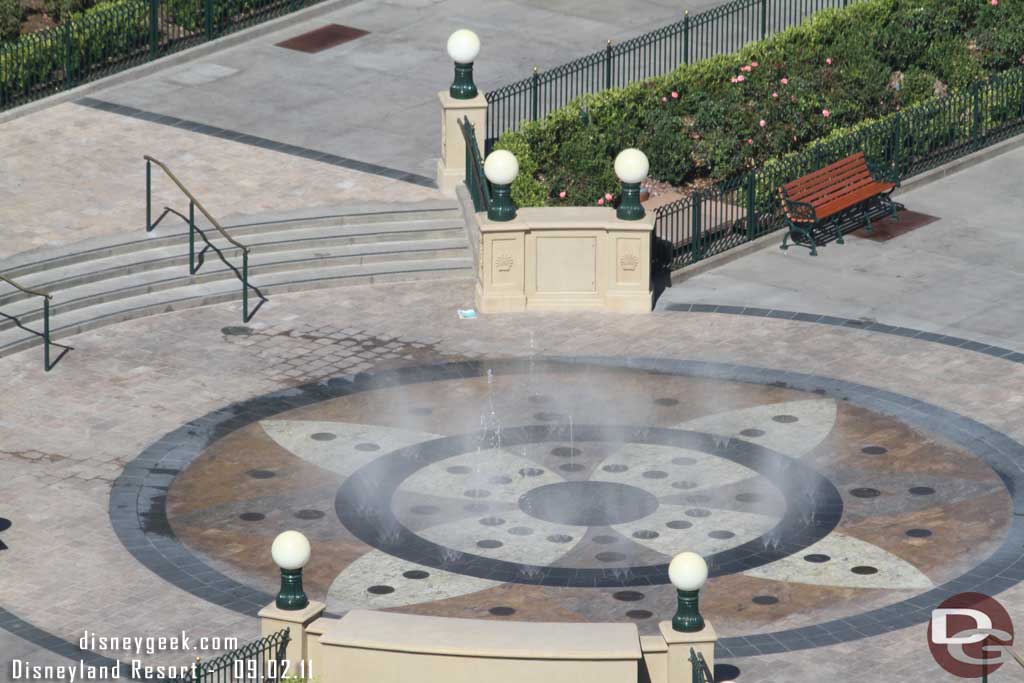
0, 257, 474, 358
0, 201, 462, 279
0, 232, 467, 310
0, 201, 474, 361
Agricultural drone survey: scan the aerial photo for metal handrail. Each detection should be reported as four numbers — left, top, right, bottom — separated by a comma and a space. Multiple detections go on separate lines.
458, 116, 491, 212
689, 648, 714, 683
0, 273, 51, 300
144, 155, 267, 322
144, 155, 246, 251
0, 273, 72, 371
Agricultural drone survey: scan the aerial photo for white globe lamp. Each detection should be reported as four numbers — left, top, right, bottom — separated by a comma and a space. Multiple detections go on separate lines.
483, 150, 519, 221
272, 531, 311, 610
614, 148, 650, 220
669, 551, 708, 632
447, 30, 481, 99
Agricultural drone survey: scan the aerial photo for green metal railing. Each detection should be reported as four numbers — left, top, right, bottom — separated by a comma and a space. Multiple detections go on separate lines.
145, 155, 267, 322
484, 0, 855, 151
0, 274, 73, 371
167, 628, 290, 682
654, 66, 1024, 272
0, 0, 321, 112
459, 116, 491, 212
689, 648, 715, 683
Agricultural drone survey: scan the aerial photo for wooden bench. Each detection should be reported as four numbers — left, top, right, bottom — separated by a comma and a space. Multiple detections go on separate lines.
778, 151, 899, 255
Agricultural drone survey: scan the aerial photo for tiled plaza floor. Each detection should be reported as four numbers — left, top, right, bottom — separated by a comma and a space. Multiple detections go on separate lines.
1, 270, 1022, 681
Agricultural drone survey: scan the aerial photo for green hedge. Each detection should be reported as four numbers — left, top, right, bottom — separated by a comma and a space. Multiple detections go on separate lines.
496, 0, 1024, 207
0, 0, 23, 43
1, 0, 149, 106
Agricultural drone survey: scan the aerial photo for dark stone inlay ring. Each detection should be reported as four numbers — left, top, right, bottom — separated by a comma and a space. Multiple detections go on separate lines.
106, 356, 1024, 660
335, 423, 842, 587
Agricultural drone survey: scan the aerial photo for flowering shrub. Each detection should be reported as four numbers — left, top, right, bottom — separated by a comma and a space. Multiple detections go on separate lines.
495, 0, 1022, 207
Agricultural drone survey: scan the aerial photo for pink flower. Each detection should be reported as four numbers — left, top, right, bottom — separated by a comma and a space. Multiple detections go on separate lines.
604, 193, 613, 201
826, 57, 833, 65
780, 77, 789, 85
822, 109, 830, 117
992, 0, 998, 5
740, 65, 752, 72
747, 138, 753, 145
597, 198, 605, 205
751, 61, 759, 67
737, 74, 746, 82
772, 91, 779, 98
559, 191, 566, 199
662, 96, 668, 102
793, 135, 798, 141
730, 77, 738, 83
759, 119, 766, 127
671, 91, 679, 99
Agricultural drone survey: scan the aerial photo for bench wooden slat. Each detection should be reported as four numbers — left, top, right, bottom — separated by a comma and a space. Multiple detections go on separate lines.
783, 152, 866, 192
815, 181, 895, 219
786, 164, 875, 200
797, 173, 882, 209
788, 165, 873, 195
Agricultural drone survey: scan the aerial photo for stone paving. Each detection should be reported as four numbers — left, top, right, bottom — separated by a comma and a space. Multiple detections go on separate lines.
0, 102, 442, 260
0, 262, 1023, 681
86, 0, 707, 181
1, 0, 1024, 680
658, 144, 1024, 350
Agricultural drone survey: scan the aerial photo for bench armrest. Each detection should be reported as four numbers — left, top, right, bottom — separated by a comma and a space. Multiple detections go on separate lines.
867, 160, 900, 188
780, 196, 818, 223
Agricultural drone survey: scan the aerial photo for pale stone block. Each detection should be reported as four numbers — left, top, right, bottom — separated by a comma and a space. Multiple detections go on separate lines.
318, 610, 642, 683
473, 207, 654, 313
640, 634, 669, 683
658, 620, 717, 683
258, 600, 326, 678
437, 92, 488, 196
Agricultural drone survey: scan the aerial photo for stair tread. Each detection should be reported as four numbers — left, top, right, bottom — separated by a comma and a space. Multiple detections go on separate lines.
1, 216, 466, 279
0, 257, 474, 352
0, 251, 474, 319
1, 235, 470, 301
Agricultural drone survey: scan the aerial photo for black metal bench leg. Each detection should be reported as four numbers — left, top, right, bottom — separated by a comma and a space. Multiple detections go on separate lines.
863, 208, 873, 234
781, 230, 790, 251
833, 217, 845, 245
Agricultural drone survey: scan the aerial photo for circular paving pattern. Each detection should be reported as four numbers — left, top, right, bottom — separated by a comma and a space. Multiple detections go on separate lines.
112, 357, 1023, 655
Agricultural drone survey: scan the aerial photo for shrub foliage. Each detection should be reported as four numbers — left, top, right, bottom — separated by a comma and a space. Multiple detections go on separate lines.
496, 0, 1024, 207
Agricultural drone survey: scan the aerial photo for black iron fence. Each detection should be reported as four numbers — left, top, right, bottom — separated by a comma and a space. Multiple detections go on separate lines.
168, 628, 291, 682
0, 0, 319, 112
654, 66, 1024, 272
484, 0, 856, 152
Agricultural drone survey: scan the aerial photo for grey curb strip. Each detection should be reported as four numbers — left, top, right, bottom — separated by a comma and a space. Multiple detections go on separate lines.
663, 303, 1024, 363
76, 97, 437, 188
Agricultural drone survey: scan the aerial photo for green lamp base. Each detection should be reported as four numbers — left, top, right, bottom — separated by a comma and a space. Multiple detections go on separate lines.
276, 568, 309, 611
616, 181, 645, 220
672, 589, 705, 632
488, 183, 517, 221
450, 62, 478, 99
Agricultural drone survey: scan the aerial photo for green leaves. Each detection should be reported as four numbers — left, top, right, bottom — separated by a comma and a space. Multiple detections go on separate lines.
496, 0, 1020, 207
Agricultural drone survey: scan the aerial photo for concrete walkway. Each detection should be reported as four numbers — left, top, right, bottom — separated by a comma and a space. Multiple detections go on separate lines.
83, 0, 708, 181
657, 145, 1024, 350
